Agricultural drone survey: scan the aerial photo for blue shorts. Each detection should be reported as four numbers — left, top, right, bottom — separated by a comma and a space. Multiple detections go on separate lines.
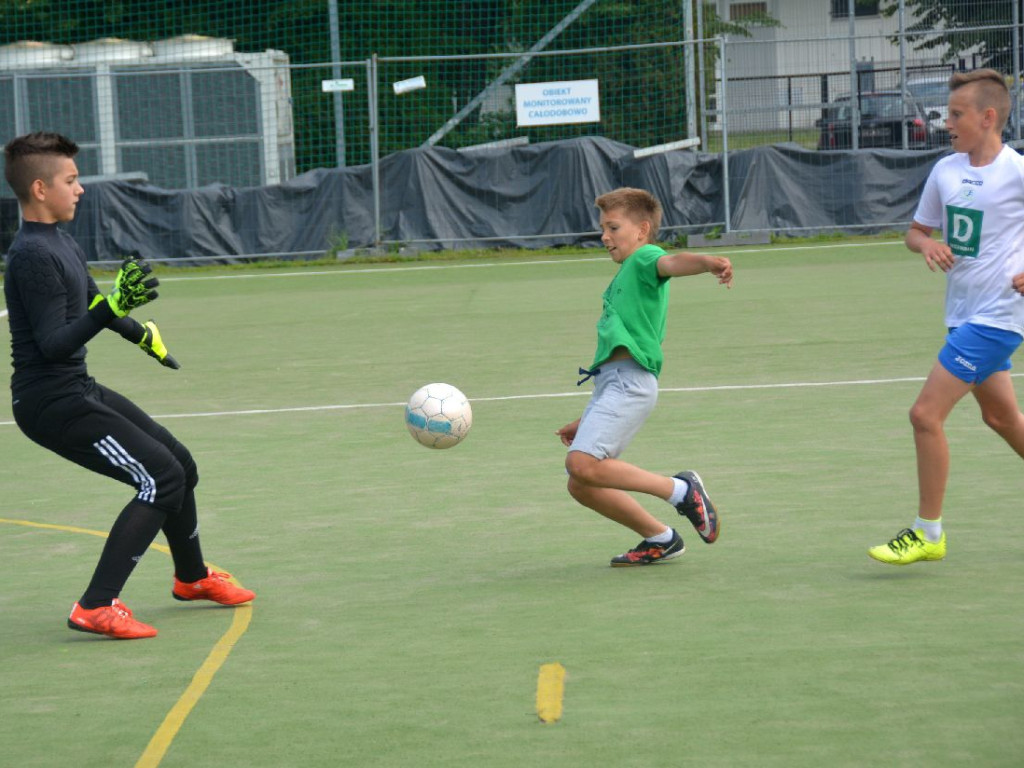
937, 323, 1023, 384
569, 359, 658, 460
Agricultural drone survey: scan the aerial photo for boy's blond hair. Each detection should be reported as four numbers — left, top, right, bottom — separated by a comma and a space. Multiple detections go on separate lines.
595, 187, 662, 243
949, 68, 1011, 130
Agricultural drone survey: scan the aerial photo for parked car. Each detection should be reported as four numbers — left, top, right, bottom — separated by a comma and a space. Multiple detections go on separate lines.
816, 91, 947, 150
904, 75, 950, 131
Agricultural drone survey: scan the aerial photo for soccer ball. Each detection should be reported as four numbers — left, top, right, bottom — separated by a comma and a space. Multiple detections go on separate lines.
404, 383, 473, 449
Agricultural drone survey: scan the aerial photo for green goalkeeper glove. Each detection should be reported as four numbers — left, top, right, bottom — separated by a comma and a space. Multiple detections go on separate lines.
139, 320, 180, 369
106, 258, 159, 317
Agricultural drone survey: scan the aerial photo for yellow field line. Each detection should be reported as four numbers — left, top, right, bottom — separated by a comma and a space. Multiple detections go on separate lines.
135, 603, 252, 766
536, 662, 566, 723
0, 517, 252, 768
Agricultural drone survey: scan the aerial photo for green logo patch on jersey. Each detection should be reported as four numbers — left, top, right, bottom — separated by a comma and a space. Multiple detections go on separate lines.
945, 205, 983, 258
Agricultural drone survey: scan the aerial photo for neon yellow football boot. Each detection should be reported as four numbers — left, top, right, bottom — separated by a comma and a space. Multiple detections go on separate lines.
868, 528, 946, 565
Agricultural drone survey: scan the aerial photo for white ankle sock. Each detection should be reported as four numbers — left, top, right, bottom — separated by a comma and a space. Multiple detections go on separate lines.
646, 527, 674, 544
914, 516, 942, 543
667, 477, 690, 506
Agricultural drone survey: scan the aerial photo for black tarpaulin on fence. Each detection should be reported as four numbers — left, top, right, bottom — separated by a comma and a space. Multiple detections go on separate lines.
43, 136, 949, 263
726, 144, 943, 232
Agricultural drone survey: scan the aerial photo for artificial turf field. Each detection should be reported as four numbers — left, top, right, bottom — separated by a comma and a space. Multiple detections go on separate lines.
1, 241, 1022, 767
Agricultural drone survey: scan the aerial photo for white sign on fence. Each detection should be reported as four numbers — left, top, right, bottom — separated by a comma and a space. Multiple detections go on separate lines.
515, 79, 600, 127
321, 78, 355, 93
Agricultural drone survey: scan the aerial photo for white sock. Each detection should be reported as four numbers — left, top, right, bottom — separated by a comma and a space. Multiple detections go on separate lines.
645, 527, 674, 544
914, 516, 942, 543
667, 477, 690, 507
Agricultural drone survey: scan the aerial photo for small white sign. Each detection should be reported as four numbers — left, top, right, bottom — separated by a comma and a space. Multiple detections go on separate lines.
321, 78, 355, 93
515, 79, 600, 127
393, 75, 427, 95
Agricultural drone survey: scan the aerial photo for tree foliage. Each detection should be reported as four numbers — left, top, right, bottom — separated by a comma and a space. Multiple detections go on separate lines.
880, 0, 1021, 73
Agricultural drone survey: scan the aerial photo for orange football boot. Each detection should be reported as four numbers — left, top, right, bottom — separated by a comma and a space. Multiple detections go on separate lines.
172, 568, 255, 605
68, 599, 158, 639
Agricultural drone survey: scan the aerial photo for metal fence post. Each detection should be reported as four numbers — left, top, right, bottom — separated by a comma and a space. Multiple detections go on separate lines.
720, 35, 731, 234
849, 0, 859, 150
368, 54, 381, 248
1014, 0, 1022, 141
898, 0, 908, 149
328, 0, 346, 167
684, 0, 696, 142
696, 0, 707, 150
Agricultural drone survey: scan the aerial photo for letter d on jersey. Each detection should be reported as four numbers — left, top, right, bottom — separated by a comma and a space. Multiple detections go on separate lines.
952, 214, 973, 242
946, 205, 983, 258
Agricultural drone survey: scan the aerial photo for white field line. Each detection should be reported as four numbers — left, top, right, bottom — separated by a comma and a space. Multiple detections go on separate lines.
0, 373, 968, 427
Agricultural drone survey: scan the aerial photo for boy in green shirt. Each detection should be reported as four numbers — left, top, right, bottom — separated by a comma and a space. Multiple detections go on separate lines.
556, 187, 733, 566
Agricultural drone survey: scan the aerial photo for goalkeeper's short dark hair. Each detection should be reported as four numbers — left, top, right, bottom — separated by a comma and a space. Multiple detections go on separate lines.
4, 132, 80, 203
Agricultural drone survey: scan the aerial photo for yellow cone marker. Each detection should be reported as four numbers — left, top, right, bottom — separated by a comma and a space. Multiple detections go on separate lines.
536, 662, 566, 723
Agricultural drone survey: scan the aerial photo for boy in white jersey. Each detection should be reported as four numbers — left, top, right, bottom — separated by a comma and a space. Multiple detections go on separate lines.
869, 69, 1024, 565
555, 188, 733, 566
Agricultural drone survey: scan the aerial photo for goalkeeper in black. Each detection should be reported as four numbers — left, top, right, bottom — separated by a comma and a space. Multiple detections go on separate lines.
3, 132, 255, 639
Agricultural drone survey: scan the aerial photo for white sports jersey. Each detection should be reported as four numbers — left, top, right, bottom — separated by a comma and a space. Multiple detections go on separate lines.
914, 145, 1024, 335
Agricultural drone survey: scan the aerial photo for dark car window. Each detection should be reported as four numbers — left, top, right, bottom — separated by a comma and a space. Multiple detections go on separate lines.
907, 80, 949, 105
860, 96, 904, 118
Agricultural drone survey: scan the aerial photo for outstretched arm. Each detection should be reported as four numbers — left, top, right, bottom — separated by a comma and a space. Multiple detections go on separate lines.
657, 251, 733, 287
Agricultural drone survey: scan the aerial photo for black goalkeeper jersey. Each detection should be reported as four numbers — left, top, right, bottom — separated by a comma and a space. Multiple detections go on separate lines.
4, 220, 142, 396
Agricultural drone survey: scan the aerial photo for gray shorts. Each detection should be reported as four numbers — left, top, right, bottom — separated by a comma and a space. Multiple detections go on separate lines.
569, 359, 658, 460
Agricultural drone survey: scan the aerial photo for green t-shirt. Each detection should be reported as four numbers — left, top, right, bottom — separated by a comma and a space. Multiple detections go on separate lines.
591, 244, 670, 376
